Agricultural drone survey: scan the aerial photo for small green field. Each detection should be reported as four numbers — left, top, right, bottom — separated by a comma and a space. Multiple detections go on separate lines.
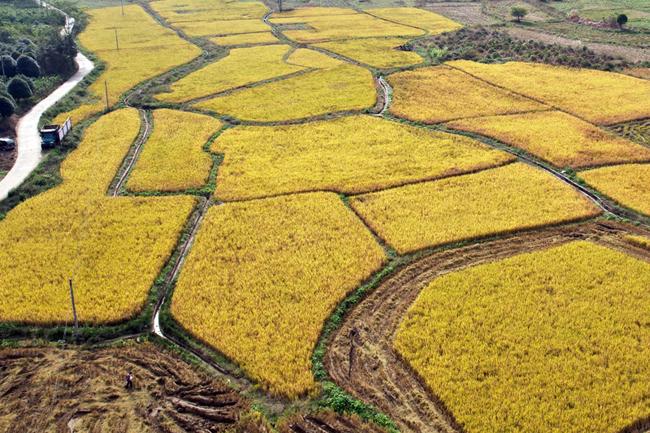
550, 0, 650, 30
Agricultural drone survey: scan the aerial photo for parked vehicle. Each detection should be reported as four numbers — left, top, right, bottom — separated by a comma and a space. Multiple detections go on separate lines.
0, 137, 16, 151
40, 117, 72, 148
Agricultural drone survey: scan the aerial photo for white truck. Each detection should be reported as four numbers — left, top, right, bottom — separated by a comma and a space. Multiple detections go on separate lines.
40, 117, 72, 148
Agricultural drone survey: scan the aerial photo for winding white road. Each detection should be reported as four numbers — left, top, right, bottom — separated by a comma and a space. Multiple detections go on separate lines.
0, 4, 94, 202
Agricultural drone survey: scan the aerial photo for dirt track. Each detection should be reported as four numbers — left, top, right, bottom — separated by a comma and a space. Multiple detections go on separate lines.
324, 221, 650, 433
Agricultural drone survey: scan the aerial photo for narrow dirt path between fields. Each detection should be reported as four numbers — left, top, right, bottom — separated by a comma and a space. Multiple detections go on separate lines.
324, 221, 650, 433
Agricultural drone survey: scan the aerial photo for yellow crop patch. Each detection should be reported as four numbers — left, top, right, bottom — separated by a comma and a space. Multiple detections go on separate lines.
285, 48, 345, 69
449, 60, 650, 125
150, 0, 268, 22
272, 7, 358, 18
271, 10, 423, 43
171, 193, 386, 398
314, 38, 423, 68
210, 32, 279, 46
171, 18, 270, 37
194, 64, 375, 121
212, 115, 514, 200
366, 8, 462, 34
580, 163, 650, 216
395, 240, 650, 433
128, 109, 221, 192
55, 5, 201, 124
156, 45, 304, 103
389, 66, 546, 123
448, 111, 650, 169
626, 234, 650, 250
0, 109, 196, 324
350, 163, 600, 253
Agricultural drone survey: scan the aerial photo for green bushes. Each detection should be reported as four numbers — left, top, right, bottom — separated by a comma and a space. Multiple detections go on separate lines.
0, 94, 15, 117
7, 75, 32, 99
16, 55, 40, 77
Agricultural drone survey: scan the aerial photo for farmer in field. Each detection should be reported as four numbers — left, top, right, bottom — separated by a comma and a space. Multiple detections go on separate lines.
125, 371, 134, 390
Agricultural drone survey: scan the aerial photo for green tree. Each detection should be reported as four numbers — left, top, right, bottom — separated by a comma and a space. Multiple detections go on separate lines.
7, 76, 32, 100
0, 55, 16, 77
511, 6, 528, 23
16, 55, 40, 77
617, 14, 628, 29
0, 94, 15, 118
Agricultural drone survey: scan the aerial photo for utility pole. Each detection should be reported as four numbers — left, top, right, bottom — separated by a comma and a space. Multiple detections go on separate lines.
69, 278, 79, 337
104, 81, 110, 111
114, 28, 120, 51
278, 0, 282, 12
120, 0, 125, 16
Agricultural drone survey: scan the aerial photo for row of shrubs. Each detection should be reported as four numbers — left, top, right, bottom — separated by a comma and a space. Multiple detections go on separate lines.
0, 74, 37, 117
410, 27, 629, 71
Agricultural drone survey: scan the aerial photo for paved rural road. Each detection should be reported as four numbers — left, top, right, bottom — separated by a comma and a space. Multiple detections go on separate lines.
0, 4, 93, 202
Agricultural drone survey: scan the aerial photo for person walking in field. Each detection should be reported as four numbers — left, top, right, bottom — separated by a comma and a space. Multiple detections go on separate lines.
125, 371, 134, 390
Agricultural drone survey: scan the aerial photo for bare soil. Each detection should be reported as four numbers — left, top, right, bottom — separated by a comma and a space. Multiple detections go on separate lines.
324, 221, 650, 433
420, 2, 496, 26
0, 341, 248, 433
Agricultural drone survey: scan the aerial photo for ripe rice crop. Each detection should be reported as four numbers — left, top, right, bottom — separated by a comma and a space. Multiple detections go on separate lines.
395, 240, 650, 433
286, 48, 345, 69
194, 65, 375, 121
580, 163, 650, 216
0, 109, 196, 324
171, 192, 386, 398
127, 109, 222, 192
626, 234, 650, 250
449, 60, 650, 125
212, 115, 514, 200
210, 32, 279, 46
350, 163, 600, 253
388, 66, 546, 123
271, 10, 423, 43
366, 8, 462, 34
171, 18, 270, 37
272, 7, 358, 17
156, 45, 304, 103
55, 5, 200, 124
448, 111, 650, 169
314, 38, 423, 68
150, 0, 268, 23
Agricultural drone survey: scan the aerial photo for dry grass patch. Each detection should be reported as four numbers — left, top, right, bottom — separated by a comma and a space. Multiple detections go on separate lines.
580, 163, 650, 216
54, 5, 200, 124
171, 193, 386, 398
366, 8, 462, 34
212, 115, 514, 200
395, 240, 650, 433
156, 45, 303, 103
449, 60, 650, 125
448, 111, 650, 168
389, 66, 546, 123
314, 38, 423, 68
194, 64, 375, 121
128, 109, 221, 192
350, 162, 600, 253
0, 109, 196, 324
210, 32, 279, 46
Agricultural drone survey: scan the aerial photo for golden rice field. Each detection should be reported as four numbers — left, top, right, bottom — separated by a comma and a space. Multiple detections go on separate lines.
0, 109, 196, 324
171, 18, 270, 37
448, 111, 650, 169
55, 5, 200, 124
449, 60, 650, 125
388, 66, 547, 123
366, 7, 462, 34
314, 38, 423, 68
210, 32, 279, 46
285, 48, 345, 69
580, 163, 650, 216
171, 193, 386, 398
127, 109, 221, 192
626, 234, 650, 250
195, 64, 375, 121
271, 9, 424, 43
155, 45, 303, 103
150, 0, 267, 23
350, 163, 600, 253
212, 115, 514, 200
395, 240, 650, 433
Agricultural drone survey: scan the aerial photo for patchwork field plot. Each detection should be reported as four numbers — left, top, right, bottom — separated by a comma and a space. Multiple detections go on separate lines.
156, 45, 304, 103
350, 163, 600, 253
286, 48, 345, 69
55, 5, 200, 123
580, 163, 650, 216
314, 38, 423, 68
627, 234, 650, 250
150, 0, 267, 23
0, 109, 196, 324
389, 66, 547, 123
210, 31, 279, 46
127, 109, 221, 192
366, 7, 463, 34
212, 115, 514, 200
395, 240, 650, 433
171, 193, 386, 398
449, 60, 650, 125
448, 111, 650, 168
171, 18, 270, 37
271, 9, 424, 43
195, 64, 375, 121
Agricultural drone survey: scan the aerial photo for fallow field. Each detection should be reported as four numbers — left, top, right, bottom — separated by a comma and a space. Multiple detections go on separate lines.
1, 1, 650, 432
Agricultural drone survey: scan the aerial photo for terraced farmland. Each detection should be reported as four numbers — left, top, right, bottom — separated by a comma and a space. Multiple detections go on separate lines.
2, 1, 650, 432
